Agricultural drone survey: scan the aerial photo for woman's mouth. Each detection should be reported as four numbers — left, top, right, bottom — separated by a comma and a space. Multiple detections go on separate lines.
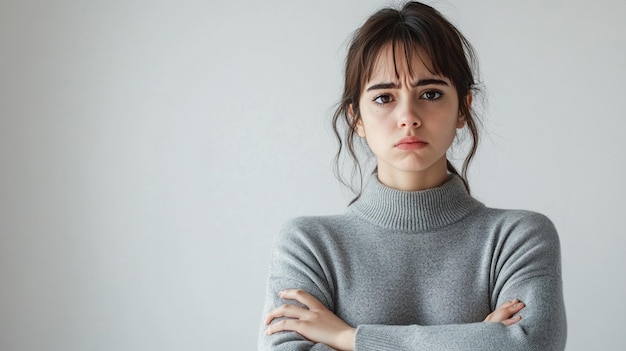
395, 136, 427, 150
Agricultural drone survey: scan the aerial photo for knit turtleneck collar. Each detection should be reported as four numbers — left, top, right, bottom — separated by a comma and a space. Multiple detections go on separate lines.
348, 174, 483, 232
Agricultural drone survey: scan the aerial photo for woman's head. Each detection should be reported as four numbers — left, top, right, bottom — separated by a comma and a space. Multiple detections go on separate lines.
332, 1, 480, 197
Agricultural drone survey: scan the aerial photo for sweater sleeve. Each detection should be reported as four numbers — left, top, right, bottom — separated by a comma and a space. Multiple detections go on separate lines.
258, 218, 338, 351
259, 213, 567, 351
354, 212, 567, 351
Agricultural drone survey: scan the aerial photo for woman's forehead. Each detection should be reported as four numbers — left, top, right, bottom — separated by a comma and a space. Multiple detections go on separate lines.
367, 43, 439, 83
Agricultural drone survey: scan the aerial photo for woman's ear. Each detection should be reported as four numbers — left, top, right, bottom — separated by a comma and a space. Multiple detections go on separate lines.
349, 104, 366, 137
457, 93, 472, 128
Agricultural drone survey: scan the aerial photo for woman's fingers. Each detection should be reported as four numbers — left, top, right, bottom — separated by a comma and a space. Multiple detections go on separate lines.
501, 314, 522, 326
266, 315, 305, 335
264, 289, 327, 325
264, 289, 356, 350
484, 298, 525, 325
278, 289, 326, 310
498, 299, 517, 309
264, 303, 308, 325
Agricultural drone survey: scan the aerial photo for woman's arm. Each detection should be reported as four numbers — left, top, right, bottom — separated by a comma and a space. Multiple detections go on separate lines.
352, 276, 565, 350
258, 213, 566, 351
264, 289, 356, 351
264, 290, 526, 351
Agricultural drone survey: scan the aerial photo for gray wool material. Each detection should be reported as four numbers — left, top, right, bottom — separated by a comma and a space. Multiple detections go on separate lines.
259, 174, 567, 350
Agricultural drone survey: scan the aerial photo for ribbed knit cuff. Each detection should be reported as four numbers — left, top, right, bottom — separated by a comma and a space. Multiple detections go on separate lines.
355, 325, 396, 351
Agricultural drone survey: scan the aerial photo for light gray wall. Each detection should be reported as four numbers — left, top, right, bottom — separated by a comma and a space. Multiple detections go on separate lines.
1, 0, 624, 350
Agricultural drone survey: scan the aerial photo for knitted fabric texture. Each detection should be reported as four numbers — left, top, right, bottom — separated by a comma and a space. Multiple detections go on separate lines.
259, 175, 566, 350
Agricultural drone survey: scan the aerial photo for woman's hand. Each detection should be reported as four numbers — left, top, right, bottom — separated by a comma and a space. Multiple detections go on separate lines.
265, 289, 522, 349
264, 289, 356, 351
484, 298, 525, 326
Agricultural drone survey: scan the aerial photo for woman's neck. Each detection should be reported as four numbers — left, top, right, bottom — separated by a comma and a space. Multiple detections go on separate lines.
349, 172, 481, 232
376, 157, 449, 191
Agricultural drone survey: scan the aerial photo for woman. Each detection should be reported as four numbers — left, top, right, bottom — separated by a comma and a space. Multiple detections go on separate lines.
259, 2, 566, 350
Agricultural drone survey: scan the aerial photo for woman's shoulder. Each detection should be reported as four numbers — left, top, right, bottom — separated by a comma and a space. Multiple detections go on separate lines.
477, 206, 560, 246
277, 211, 346, 231
278, 213, 354, 239
271, 213, 355, 255
481, 206, 554, 225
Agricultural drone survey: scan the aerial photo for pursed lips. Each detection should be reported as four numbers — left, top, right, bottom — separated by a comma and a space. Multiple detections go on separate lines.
394, 136, 427, 147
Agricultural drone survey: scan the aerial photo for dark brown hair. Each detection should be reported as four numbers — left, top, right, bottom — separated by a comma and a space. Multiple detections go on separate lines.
331, 1, 481, 199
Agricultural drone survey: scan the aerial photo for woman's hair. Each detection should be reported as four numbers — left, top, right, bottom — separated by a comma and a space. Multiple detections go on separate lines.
331, 1, 481, 199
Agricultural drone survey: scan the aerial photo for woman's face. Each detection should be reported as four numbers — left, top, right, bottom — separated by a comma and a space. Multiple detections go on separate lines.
356, 45, 469, 190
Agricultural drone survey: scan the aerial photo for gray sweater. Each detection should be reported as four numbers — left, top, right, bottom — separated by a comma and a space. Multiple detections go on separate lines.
259, 175, 566, 350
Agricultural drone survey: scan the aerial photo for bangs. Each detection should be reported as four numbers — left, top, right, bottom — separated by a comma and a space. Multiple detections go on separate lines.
333, 2, 481, 198
353, 7, 474, 96
361, 38, 440, 87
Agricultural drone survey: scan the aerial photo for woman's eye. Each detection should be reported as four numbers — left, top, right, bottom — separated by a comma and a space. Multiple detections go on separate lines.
421, 91, 442, 100
373, 94, 393, 104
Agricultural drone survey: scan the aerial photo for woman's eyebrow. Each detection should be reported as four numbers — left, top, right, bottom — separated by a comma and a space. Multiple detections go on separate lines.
413, 78, 449, 87
366, 82, 398, 91
366, 78, 449, 92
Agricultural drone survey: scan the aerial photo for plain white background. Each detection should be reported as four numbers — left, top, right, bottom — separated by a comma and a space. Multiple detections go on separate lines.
1, 0, 624, 350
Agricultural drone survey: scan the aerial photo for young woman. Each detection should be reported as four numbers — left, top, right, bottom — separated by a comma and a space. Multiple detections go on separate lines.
259, 2, 566, 350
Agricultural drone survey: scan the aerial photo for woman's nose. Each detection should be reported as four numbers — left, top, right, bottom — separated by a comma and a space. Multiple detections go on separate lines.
397, 102, 421, 128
